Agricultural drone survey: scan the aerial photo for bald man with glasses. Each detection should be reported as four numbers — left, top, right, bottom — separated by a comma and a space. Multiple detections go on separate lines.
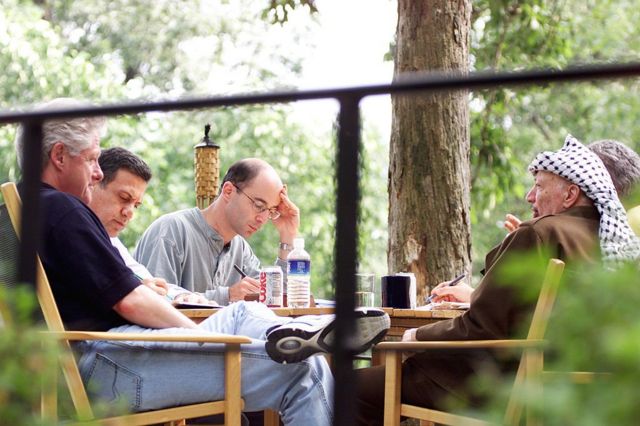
134, 158, 300, 306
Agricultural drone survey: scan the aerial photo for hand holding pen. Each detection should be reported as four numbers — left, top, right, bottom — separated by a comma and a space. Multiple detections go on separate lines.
229, 264, 260, 302
426, 273, 466, 304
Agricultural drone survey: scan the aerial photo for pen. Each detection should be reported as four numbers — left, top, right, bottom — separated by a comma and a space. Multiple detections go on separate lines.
426, 273, 466, 304
233, 264, 247, 279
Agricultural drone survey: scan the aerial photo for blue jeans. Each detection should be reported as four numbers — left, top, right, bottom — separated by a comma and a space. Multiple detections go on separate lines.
75, 302, 334, 425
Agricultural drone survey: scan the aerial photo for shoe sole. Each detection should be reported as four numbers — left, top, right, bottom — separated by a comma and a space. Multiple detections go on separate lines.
265, 309, 390, 364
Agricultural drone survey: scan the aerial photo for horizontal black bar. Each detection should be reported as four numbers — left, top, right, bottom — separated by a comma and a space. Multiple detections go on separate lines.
0, 62, 639, 124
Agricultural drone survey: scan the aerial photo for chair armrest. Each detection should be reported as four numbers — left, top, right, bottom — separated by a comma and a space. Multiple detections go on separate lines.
376, 339, 545, 351
542, 370, 611, 383
44, 330, 252, 344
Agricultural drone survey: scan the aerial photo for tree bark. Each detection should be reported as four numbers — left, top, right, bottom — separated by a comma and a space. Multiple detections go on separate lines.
389, 0, 472, 302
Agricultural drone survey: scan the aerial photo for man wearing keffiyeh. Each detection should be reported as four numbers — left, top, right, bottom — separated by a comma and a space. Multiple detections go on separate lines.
356, 134, 637, 425
528, 134, 640, 267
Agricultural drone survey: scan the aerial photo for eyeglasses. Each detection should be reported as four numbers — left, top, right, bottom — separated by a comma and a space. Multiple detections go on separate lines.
233, 184, 281, 220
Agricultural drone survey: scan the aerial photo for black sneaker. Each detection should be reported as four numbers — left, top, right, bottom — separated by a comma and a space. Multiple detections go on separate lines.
265, 308, 390, 364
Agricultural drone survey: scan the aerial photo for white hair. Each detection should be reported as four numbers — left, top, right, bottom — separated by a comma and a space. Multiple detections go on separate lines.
14, 98, 107, 170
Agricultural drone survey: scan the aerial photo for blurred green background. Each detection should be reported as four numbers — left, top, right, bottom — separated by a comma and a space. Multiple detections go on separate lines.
1, 0, 639, 299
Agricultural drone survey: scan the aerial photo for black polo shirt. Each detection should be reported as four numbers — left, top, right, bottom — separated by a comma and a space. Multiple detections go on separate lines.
39, 183, 140, 330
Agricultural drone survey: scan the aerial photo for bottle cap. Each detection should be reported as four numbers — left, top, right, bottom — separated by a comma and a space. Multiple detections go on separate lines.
293, 237, 305, 249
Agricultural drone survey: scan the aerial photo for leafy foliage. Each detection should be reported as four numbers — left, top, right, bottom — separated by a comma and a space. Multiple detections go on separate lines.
0, 0, 389, 299
44, 0, 313, 92
0, 286, 59, 426
0, 0, 125, 183
469, 0, 574, 225
261, 0, 318, 24
461, 258, 640, 425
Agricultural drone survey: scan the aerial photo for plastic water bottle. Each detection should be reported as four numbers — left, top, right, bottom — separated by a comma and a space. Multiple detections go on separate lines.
287, 237, 311, 308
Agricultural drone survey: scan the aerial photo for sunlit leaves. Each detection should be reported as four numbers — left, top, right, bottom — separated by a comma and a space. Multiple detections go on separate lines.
0, 287, 59, 426
261, 0, 318, 24
455, 256, 640, 425
470, 0, 640, 262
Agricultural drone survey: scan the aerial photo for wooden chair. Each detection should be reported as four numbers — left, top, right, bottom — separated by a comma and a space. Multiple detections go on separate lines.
378, 258, 565, 426
1, 182, 250, 426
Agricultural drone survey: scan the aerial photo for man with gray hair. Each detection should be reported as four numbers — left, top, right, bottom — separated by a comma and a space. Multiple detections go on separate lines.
16, 99, 389, 425
15, 98, 106, 203
356, 135, 640, 425
4, 97, 105, 287
588, 139, 640, 201
588, 139, 640, 235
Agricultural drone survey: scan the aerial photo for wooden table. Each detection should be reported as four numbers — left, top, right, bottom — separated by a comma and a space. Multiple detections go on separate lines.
379, 307, 463, 340
180, 306, 463, 426
180, 306, 463, 342
180, 306, 333, 322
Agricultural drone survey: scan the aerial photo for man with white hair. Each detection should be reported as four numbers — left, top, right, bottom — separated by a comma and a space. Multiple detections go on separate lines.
17, 98, 389, 425
355, 135, 640, 425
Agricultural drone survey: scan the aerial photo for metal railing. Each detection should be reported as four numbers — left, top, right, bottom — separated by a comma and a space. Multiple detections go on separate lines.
1, 62, 640, 425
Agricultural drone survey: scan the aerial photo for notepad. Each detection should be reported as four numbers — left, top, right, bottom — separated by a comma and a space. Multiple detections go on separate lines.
417, 301, 470, 311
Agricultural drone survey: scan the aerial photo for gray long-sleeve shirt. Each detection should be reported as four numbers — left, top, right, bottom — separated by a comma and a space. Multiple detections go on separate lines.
133, 207, 287, 305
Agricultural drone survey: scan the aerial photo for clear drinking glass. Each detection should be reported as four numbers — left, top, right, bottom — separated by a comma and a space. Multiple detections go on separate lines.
355, 273, 376, 307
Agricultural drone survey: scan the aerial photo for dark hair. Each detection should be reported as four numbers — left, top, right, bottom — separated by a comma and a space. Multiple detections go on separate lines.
98, 147, 152, 186
588, 140, 640, 198
220, 158, 265, 191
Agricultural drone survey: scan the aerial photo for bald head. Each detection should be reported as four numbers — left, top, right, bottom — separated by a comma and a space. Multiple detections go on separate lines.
220, 158, 279, 191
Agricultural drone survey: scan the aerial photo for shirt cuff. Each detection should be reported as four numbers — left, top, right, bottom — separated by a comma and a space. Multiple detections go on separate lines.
275, 257, 288, 285
206, 286, 230, 306
167, 285, 190, 301
275, 256, 288, 269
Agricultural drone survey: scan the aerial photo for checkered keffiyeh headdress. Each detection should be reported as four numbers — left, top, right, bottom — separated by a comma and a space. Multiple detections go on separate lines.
528, 134, 640, 266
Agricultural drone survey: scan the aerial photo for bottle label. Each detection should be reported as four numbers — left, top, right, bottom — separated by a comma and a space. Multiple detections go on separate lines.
288, 259, 310, 275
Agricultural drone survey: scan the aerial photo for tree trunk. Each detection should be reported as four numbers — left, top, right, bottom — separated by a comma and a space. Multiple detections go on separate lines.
389, 0, 472, 302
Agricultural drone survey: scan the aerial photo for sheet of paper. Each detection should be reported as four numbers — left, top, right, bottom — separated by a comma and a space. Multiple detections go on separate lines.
174, 302, 221, 309
416, 301, 470, 311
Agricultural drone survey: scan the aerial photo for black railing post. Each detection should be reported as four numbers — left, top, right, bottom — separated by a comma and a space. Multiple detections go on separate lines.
18, 121, 43, 292
333, 94, 361, 426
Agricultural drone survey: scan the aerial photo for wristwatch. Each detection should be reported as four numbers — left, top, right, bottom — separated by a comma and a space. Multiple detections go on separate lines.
279, 242, 293, 252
